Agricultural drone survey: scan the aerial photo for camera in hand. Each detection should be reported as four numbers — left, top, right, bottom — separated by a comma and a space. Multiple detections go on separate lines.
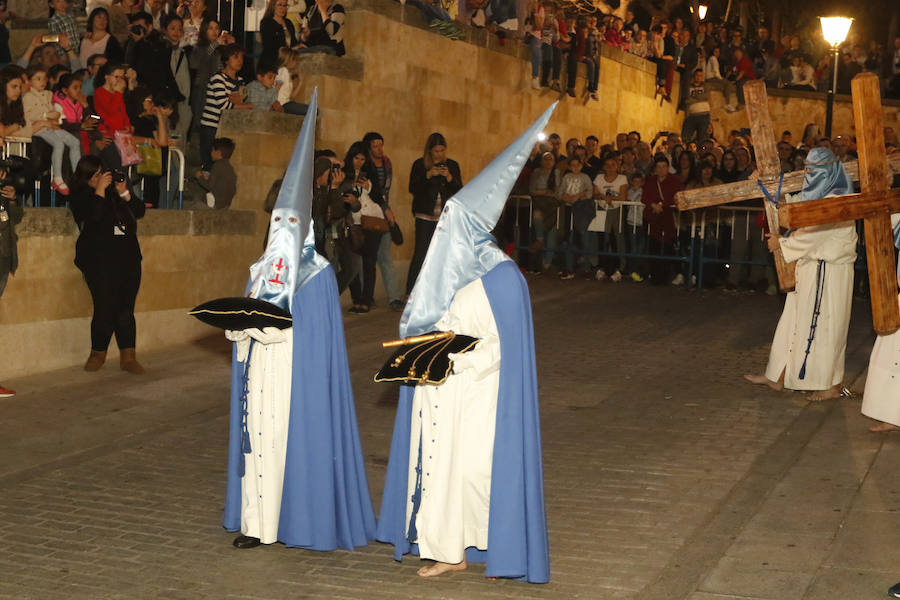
109, 170, 127, 184
0, 157, 31, 196
129, 24, 145, 36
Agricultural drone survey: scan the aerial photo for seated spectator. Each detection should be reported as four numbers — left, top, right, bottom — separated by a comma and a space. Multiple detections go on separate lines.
93, 62, 133, 167
81, 53, 106, 96
784, 55, 814, 91
681, 69, 710, 144
575, 16, 599, 101
195, 137, 236, 208
725, 48, 755, 107
299, 0, 345, 56
24, 66, 81, 193
53, 73, 98, 155
259, 0, 298, 66
245, 63, 281, 111
176, 0, 209, 47
836, 52, 861, 94
81, 8, 124, 66
198, 44, 251, 171
538, 0, 560, 91
704, 46, 737, 111
48, 0, 80, 58
0, 67, 26, 138
125, 85, 171, 205
19, 34, 81, 70
275, 47, 308, 115
629, 29, 649, 58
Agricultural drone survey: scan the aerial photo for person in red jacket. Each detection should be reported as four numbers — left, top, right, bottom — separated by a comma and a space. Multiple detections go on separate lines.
92, 62, 133, 168
727, 48, 756, 108
642, 155, 683, 285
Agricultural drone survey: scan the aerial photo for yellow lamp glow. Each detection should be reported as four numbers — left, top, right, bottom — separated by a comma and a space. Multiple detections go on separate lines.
819, 16, 853, 47
698, 4, 708, 20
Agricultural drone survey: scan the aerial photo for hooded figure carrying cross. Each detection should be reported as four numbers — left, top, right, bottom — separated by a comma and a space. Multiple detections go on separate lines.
744, 147, 858, 401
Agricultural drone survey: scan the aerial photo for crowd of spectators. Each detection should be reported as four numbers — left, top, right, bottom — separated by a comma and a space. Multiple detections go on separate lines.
504, 122, 900, 293
0, 0, 343, 209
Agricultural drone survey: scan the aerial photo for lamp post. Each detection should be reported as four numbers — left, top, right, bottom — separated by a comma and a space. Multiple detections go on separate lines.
698, 4, 708, 20
819, 16, 853, 138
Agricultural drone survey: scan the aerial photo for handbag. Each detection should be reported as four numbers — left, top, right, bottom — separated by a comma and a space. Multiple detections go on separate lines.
113, 131, 142, 167
136, 144, 162, 175
342, 213, 364, 252
361, 214, 390, 232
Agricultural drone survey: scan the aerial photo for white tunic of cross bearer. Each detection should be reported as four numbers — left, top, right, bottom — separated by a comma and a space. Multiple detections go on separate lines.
764, 147, 857, 391
862, 216, 900, 427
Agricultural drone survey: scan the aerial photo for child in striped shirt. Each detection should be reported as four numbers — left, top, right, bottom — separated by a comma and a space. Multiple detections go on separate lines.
198, 43, 251, 171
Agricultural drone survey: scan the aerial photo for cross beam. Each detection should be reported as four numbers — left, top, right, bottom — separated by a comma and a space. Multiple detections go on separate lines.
675, 153, 900, 211
773, 73, 899, 335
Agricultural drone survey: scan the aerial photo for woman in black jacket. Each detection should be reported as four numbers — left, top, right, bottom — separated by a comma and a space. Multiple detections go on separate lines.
69, 155, 147, 374
259, 0, 297, 66
405, 132, 462, 294
342, 141, 384, 314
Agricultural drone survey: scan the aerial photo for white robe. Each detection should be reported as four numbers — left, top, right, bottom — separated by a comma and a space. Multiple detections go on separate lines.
231, 328, 293, 544
765, 217, 857, 391
861, 215, 900, 426
405, 278, 501, 564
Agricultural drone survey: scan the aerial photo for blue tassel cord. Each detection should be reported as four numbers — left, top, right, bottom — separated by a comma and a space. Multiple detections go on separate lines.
238, 340, 255, 477
406, 422, 424, 543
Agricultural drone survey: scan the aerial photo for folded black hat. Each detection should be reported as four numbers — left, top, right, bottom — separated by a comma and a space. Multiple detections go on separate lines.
189, 297, 293, 331
375, 332, 479, 385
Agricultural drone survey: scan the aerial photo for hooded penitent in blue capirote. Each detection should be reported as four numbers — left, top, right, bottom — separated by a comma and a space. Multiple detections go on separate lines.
223, 89, 376, 550
761, 147, 858, 392
376, 103, 554, 583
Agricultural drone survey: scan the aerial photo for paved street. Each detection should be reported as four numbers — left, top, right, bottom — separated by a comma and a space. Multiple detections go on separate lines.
2, 277, 899, 600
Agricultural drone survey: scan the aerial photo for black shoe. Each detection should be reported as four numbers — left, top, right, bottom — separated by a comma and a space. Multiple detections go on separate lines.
348, 306, 361, 314
889, 582, 900, 598
389, 300, 405, 312
233, 535, 261, 549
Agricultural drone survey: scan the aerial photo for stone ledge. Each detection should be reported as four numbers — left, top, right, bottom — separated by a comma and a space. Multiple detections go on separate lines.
17, 208, 256, 237
219, 109, 306, 136
766, 86, 900, 107
296, 52, 364, 81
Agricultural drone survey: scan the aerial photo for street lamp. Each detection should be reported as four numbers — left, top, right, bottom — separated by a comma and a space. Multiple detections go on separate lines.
819, 16, 853, 138
698, 4, 708, 20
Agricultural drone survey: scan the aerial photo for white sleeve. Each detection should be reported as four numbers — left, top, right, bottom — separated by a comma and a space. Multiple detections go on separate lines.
449, 333, 500, 381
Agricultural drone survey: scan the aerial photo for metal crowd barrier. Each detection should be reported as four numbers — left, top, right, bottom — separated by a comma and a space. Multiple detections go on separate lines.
507, 194, 698, 282
4, 137, 186, 210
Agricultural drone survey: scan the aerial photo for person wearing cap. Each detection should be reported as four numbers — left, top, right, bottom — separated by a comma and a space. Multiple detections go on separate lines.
221, 89, 375, 552
377, 105, 552, 583
744, 147, 857, 401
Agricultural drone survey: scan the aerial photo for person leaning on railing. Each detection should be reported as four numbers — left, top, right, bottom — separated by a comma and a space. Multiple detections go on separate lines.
527, 151, 560, 274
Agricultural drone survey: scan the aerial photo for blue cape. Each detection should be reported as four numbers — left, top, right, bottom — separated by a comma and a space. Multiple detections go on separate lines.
376, 260, 550, 582
224, 265, 376, 550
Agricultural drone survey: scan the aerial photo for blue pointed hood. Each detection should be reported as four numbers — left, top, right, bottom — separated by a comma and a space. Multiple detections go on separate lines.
248, 88, 328, 312
400, 102, 557, 337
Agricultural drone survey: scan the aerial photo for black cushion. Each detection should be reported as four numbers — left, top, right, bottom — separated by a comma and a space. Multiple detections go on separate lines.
189, 297, 293, 330
375, 331, 479, 385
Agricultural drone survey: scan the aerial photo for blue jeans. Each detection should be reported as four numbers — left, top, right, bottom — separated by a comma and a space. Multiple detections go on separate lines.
35, 129, 80, 178
376, 232, 402, 302
532, 214, 558, 268
565, 230, 598, 271
528, 36, 541, 78
625, 226, 648, 275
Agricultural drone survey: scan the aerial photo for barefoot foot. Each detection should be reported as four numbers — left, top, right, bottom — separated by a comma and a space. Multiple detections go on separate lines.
869, 422, 900, 433
743, 374, 784, 391
809, 385, 842, 402
417, 560, 467, 577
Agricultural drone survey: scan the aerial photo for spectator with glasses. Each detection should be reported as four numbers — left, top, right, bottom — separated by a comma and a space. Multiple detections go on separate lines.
259, 0, 298, 66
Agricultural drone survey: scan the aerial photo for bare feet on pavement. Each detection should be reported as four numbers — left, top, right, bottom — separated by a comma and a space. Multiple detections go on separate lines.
743, 374, 784, 391
869, 421, 900, 433
809, 385, 842, 402
417, 560, 467, 577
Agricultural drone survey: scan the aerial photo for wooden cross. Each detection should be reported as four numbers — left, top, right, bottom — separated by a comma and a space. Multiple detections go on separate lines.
675, 74, 900, 335
778, 73, 900, 335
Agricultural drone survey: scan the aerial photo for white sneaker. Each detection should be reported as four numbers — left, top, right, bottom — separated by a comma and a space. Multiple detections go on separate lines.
691, 275, 697, 286
671, 273, 685, 286
594, 269, 607, 281
610, 270, 622, 282
531, 77, 540, 90
724, 104, 738, 113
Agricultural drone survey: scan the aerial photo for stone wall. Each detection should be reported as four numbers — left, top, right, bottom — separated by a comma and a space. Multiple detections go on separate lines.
0, 210, 260, 379
707, 87, 900, 143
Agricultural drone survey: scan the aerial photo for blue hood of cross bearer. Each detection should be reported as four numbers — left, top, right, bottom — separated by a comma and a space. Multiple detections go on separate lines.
800, 147, 853, 202
247, 88, 328, 312
399, 102, 558, 338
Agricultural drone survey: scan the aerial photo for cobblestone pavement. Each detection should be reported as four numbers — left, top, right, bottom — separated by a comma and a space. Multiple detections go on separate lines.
2, 277, 899, 600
